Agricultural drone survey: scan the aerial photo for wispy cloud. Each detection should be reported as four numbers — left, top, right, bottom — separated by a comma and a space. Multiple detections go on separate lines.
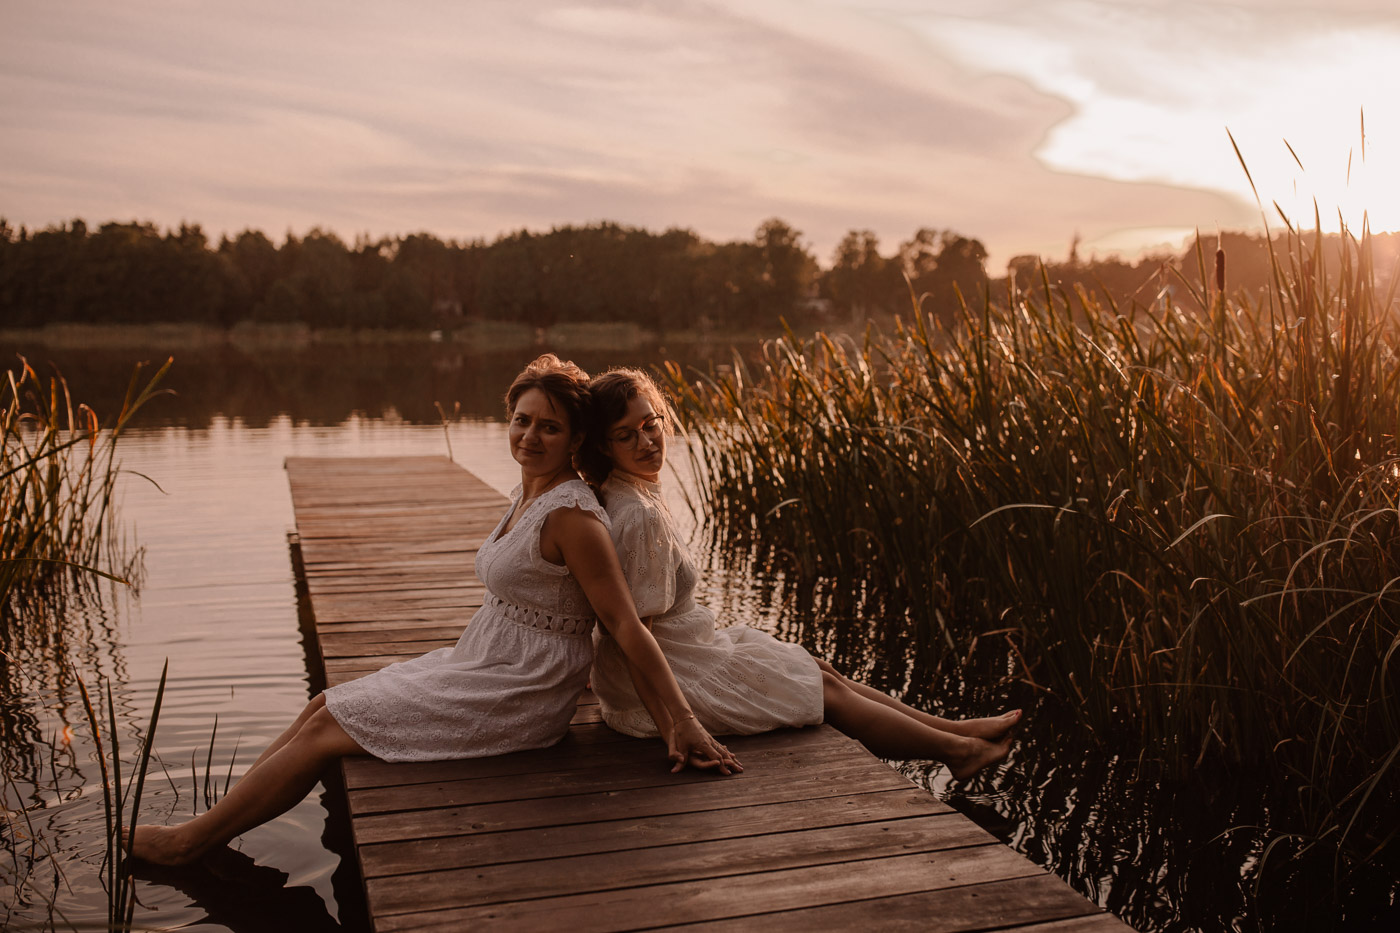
1, 1, 1390, 268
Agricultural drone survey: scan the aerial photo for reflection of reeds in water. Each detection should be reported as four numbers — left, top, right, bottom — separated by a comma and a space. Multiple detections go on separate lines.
670, 218, 1398, 917
1, 355, 171, 637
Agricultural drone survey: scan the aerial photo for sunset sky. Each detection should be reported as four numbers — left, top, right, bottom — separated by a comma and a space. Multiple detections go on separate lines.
3, 0, 1396, 271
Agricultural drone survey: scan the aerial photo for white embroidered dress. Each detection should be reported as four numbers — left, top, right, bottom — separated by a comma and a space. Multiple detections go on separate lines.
591, 471, 824, 737
324, 480, 605, 762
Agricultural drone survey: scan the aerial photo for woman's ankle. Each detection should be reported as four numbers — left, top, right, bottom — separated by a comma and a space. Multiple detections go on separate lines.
130, 823, 204, 866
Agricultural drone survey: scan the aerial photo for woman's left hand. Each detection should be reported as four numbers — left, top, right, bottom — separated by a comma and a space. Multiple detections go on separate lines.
667, 716, 742, 775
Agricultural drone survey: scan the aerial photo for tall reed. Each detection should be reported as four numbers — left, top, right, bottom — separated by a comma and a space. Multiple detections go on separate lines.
669, 219, 1399, 888
1, 356, 171, 642
75, 660, 167, 932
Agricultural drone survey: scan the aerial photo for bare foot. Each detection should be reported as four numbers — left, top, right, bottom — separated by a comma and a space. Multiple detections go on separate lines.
129, 824, 201, 867
940, 709, 1023, 741
947, 734, 1014, 781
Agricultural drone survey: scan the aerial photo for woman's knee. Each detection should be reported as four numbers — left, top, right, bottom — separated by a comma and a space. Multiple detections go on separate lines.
821, 671, 852, 715
815, 658, 838, 676
288, 693, 326, 725
299, 706, 361, 756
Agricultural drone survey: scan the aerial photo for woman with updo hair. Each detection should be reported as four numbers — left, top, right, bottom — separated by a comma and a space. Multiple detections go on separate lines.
583, 367, 1020, 780
131, 354, 738, 867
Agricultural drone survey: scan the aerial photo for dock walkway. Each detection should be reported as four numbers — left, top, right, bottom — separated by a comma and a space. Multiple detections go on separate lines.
285, 454, 1131, 932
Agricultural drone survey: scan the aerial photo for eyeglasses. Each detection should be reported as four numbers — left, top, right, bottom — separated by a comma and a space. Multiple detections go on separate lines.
608, 415, 665, 449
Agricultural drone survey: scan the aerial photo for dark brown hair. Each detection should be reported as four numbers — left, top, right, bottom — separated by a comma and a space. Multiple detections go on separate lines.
578, 367, 676, 485
504, 353, 592, 435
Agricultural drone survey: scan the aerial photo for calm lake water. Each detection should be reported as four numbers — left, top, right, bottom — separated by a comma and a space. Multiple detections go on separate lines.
0, 342, 788, 932
3, 340, 1395, 932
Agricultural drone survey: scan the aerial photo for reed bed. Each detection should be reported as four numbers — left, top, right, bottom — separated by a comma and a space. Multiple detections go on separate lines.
669, 220, 1399, 894
1, 356, 171, 643
1, 358, 170, 929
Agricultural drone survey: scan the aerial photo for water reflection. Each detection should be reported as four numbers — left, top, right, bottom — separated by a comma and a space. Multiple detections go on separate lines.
3, 415, 499, 931
4, 341, 1393, 931
698, 534, 1398, 932
134, 847, 342, 932
2, 341, 749, 427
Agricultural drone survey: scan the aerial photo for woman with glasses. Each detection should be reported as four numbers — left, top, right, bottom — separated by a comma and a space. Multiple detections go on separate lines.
129, 356, 739, 868
580, 368, 1020, 781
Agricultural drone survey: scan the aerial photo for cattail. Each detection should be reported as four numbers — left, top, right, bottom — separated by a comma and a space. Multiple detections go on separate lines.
1215, 245, 1226, 294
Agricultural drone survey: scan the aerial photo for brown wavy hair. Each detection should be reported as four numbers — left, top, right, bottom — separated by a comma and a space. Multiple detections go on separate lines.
578, 367, 677, 485
504, 353, 592, 436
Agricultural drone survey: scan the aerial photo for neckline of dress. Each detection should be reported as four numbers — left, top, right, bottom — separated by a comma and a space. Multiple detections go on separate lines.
609, 470, 663, 498
495, 478, 581, 543
515, 476, 583, 504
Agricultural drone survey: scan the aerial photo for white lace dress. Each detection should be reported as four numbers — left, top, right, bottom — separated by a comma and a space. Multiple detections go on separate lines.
324, 480, 606, 762
591, 471, 824, 737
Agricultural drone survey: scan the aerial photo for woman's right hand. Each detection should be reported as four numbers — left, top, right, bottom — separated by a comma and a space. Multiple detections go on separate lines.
667, 715, 742, 775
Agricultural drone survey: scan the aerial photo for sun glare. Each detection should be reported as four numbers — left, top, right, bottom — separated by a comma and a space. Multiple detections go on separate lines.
917, 10, 1400, 240
1264, 119, 1399, 235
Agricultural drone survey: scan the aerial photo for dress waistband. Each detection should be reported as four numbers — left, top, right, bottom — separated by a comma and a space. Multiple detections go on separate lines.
487, 593, 596, 636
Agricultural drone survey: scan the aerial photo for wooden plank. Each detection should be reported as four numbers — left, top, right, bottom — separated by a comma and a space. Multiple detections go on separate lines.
357, 789, 949, 877
343, 725, 836, 791
319, 625, 472, 648
366, 815, 997, 916
347, 762, 918, 845
284, 456, 1130, 933
373, 846, 1046, 932
684, 874, 1111, 932
346, 733, 877, 816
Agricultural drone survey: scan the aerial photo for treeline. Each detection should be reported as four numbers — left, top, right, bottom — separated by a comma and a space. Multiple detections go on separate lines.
0, 217, 994, 333
5, 215, 1393, 333
1003, 230, 1400, 317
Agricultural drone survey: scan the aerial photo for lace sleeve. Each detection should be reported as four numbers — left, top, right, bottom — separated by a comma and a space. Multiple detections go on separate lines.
527, 481, 613, 574
543, 483, 610, 529
610, 498, 678, 618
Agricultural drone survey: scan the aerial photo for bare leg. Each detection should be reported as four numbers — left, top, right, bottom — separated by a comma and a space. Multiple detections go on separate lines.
821, 673, 1012, 780
814, 659, 1020, 740
130, 706, 366, 866
246, 694, 327, 774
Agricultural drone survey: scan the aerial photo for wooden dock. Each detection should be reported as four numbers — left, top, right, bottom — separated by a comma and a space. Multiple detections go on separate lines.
285, 455, 1132, 932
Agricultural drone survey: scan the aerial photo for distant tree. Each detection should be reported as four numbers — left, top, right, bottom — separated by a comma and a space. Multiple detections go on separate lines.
221, 229, 280, 313
393, 233, 455, 318
753, 218, 816, 326
476, 230, 548, 327
930, 232, 989, 311
379, 264, 430, 329
292, 230, 354, 327
648, 227, 708, 333
0, 220, 85, 326
698, 240, 762, 330
899, 228, 988, 321
826, 229, 901, 319
449, 239, 486, 320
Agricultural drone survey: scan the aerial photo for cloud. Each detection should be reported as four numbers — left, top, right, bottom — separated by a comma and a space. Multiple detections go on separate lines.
904, 1, 1400, 229
2, 0, 1381, 271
